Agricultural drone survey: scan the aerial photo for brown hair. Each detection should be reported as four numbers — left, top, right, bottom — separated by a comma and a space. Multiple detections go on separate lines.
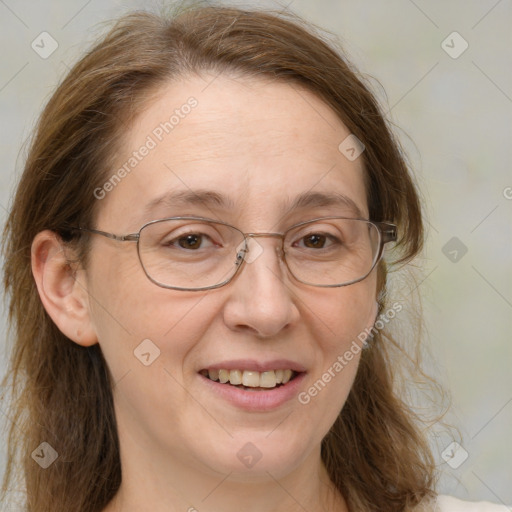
2, 3, 437, 511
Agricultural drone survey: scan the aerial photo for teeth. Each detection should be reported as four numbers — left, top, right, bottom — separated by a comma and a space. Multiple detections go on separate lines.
260, 371, 277, 388
242, 371, 260, 387
218, 369, 229, 384
282, 369, 293, 384
229, 370, 242, 385
203, 368, 296, 388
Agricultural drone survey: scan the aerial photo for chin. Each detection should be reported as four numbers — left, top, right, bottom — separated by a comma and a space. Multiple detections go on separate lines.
194, 431, 315, 481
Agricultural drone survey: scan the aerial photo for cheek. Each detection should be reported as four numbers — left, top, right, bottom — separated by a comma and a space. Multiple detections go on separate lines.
296, 279, 376, 426
87, 265, 222, 447
90, 282, 217, 375
87, 248, 218, 381
307, 276, 377, 352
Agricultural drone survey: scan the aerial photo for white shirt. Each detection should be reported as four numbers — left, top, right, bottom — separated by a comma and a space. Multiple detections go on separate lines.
433, 495, 510, 511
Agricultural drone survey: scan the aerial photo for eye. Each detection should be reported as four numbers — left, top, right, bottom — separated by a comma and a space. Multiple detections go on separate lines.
163, 229, 219, 251
293, 232, 340, 250
176, 233, 211, 250
301, 233, 328, 249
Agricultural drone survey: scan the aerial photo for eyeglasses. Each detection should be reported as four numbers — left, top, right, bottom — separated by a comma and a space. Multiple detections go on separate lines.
73, 216, 397, 291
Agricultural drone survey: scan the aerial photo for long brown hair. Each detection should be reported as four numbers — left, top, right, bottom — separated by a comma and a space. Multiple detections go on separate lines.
2, 3, 437, 511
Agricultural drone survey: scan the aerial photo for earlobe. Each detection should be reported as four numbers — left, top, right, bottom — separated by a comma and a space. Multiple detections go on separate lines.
31, 230, 97, 347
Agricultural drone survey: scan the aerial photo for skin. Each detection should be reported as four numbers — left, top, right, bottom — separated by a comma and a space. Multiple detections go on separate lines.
32, 74, 379, 512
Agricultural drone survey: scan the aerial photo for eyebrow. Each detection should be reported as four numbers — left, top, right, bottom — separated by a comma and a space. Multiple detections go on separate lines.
144, 189, 365, 218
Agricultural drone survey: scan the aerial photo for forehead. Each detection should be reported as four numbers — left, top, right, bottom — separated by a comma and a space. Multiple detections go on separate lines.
98, 74, 368, 229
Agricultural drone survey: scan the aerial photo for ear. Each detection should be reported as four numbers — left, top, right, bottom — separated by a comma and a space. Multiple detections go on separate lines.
31, 230, 97, 347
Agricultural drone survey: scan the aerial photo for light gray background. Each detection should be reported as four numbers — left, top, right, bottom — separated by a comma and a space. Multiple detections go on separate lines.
1, 0, 511, 507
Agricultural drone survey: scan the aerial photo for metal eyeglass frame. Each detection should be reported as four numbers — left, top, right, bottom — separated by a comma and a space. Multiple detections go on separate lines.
72, 215, 397, 291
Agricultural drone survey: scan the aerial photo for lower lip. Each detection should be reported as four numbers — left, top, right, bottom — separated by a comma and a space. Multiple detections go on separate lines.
199, 372, 306, 411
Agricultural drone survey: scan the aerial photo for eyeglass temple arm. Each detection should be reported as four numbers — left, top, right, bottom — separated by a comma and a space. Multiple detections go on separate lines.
73, 227, 139, 242
376, 222, 397, 243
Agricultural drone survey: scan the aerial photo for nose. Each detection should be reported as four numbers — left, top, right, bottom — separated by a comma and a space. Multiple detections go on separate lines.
222, 236, 300, 337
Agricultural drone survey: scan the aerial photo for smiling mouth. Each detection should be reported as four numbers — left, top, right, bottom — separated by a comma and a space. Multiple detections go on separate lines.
199, 369, 299, 391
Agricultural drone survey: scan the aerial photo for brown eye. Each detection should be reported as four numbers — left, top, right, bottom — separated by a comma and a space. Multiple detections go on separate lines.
303, 234, 327, 248
177, 234, 204, 249
296, 232, 340, 250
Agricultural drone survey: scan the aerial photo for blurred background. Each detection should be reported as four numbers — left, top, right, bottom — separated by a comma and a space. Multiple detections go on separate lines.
1, 0, 511, 506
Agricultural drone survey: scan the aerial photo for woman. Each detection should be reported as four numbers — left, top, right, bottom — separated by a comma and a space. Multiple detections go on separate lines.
1, 4, 508, 512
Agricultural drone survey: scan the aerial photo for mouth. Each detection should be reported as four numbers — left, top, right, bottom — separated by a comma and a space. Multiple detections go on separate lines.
199, 368, 300, 391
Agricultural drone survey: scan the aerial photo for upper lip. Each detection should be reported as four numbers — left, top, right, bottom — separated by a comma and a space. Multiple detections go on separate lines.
199, 359, 307, 373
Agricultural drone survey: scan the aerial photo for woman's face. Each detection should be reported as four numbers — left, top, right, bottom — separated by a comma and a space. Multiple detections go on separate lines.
84, 74, 378, 480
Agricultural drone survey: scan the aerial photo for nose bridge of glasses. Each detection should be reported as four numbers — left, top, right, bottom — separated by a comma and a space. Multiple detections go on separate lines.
245, 232, 283, 240
239, 232, 285, 264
